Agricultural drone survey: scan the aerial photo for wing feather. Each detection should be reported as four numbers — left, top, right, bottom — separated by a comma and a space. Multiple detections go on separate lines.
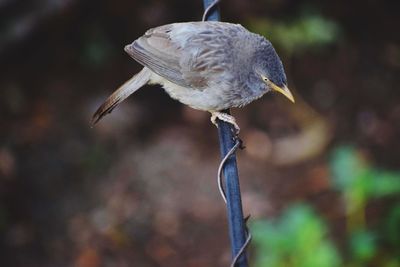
125, 22, 247, 90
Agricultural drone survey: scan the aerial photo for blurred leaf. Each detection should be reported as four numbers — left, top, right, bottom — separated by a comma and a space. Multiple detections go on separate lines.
330, 146, 400, 203
385, 204, 400, 248
330, 146, 365, 189
251, 204, 341, 267
350, 230, 376, 263
369, 171, 400, 197
247, 14, 340, 55
383, 259, 400, 267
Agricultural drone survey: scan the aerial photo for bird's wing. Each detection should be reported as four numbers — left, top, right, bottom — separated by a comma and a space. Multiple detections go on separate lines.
127, 23, 187, 87
126, 22, 245, 89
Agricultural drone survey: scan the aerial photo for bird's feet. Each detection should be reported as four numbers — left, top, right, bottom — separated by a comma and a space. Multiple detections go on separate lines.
210, 111, 240, 135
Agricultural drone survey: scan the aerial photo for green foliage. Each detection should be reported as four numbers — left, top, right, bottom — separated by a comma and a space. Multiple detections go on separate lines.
251, 205, 341, 267
349, 230, 376, 263
385, 204, 400, 248
330, 146, 400, 210
251, 146, 400, 267
248, 14, 340, 55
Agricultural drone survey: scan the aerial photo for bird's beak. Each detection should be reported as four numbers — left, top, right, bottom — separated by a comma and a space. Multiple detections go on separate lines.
269, 82, 295, 103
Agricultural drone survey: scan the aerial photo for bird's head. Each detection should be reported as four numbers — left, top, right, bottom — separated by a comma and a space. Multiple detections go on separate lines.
253, 38, 294, 103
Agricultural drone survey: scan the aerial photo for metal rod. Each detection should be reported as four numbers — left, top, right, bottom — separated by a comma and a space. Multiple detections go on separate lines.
216, 117, 249, 267
201, 1, 249, 266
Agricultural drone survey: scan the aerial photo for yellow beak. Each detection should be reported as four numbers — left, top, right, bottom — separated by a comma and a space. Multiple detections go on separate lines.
269, 82, 295, 103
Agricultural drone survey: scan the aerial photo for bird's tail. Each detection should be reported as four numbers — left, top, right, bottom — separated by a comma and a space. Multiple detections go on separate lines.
91, 67, 151, 125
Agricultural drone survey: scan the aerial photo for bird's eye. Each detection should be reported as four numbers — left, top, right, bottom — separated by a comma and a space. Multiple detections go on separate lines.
261, 75, 270, 82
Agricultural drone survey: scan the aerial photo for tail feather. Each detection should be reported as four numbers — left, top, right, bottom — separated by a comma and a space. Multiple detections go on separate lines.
91, 67, 151, 125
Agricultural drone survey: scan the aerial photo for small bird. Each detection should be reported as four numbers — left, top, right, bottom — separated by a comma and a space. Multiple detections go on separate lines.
92, 21, 294, 131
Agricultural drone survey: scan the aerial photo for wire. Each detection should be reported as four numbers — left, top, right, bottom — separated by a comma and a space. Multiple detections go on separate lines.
217, 138, 240, 203
230, 230, 252, 267
202, 0, 221, 21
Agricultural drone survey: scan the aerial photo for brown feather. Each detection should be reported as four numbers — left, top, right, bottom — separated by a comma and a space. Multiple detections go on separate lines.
91, 67, 151, 125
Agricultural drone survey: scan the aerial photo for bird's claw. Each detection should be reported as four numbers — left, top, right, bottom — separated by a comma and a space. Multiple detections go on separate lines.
210, 111, 240, 136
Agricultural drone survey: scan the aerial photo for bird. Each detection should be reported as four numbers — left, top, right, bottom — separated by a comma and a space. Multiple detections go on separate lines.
91, 21, 294, 132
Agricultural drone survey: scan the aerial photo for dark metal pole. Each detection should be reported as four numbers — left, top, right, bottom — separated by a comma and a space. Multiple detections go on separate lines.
202, 1, 249, 266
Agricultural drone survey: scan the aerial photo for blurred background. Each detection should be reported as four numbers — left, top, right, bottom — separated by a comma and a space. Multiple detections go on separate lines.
1, 0, 400, 266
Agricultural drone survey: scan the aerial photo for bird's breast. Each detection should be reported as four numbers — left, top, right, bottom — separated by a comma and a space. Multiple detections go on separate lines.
149, 72, 228, 111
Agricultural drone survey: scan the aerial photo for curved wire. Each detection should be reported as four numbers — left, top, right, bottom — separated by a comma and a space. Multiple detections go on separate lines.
217, 139, 240, 203
230, 230, 252, 267
202, 0, 221, 21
